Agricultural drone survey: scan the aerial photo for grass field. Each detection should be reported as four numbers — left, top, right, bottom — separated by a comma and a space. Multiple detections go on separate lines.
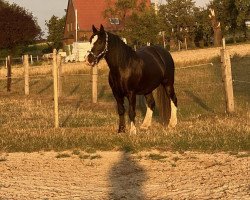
0, 46, 249, 153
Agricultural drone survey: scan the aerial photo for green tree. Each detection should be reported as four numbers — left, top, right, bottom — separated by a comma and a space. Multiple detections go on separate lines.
0, 0, 41, 51
123, 8, 160, 45
45, 15, 65, 50
104, 0, 146, 29
158, 0, 197, 47
193, 8, 213, 47
235, 0, 250, 40
209, 0, 250, 42
104, 0, 159, 46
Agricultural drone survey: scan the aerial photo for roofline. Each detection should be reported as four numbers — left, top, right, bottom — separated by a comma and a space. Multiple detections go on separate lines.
64, 0, 77, 34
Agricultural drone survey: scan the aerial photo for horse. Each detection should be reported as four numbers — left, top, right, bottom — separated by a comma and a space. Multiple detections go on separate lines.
85, 25, 177, 134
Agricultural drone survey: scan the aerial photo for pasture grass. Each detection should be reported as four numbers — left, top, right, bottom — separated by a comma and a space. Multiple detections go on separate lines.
148, 153, 167, 161
0, 46, 249, 153
0, 156, 7, 162
56, 152, 71, 159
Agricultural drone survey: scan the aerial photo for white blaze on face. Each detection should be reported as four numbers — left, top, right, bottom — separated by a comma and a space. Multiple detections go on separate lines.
168, 100, 177, 128
84, 35, 98, 60
90, 35, 98, 48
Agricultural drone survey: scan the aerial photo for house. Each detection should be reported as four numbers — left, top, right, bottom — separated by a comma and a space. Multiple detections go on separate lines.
63, 0, 151, 45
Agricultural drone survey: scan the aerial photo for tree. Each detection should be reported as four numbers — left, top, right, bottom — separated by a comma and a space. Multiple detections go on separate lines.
104, 0, 158, 45
209, 8, 222, 46
235, 0, 250, 40
0, 0, 41, 51
104, 0, 147, 29
193, 8, 213, 47
159, 0, 197, 47
45, 15, 66, 50
209, 0, 250, 42
123, 8, 161, 45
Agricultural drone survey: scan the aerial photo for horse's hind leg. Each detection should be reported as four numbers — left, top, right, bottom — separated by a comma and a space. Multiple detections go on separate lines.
128, 92, 137, 134
140, 93, 155, 130
164, 84, 177, 128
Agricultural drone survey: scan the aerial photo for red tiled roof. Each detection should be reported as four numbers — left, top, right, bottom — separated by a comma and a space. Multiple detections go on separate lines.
73, 0, 110, 31
72, 0, 151, 31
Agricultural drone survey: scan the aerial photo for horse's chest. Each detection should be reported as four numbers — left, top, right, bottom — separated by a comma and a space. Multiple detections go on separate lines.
110, 69, 140, 93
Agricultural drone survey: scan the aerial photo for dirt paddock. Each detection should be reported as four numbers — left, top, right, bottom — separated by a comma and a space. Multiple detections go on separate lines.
0, 151, 249, 200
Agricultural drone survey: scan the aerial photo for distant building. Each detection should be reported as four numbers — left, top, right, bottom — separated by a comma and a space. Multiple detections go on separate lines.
63, 0, 151, 45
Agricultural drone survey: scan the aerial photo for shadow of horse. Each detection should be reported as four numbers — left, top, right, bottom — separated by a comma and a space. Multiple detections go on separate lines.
109, 152, 147, 200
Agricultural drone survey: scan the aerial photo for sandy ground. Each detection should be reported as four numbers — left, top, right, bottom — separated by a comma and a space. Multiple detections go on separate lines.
0, 151, 249, 200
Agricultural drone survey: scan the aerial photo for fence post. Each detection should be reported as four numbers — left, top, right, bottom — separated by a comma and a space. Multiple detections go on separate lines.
5, 57, 7, 68
53, 49, 59, 128
30, 55, 33, 65
184, 37, 187, 50
57, 54, 62, 97
24, 55, 29, 95
92, 65, 98, 103
220, 38, 234, 113
178, 40, 181, 51
6, 56, 11, 92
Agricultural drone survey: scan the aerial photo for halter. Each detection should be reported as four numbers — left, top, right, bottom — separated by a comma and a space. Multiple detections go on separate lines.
87, 32, 109, 65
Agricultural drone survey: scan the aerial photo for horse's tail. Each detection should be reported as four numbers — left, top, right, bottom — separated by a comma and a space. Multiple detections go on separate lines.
156, 85, 177, 128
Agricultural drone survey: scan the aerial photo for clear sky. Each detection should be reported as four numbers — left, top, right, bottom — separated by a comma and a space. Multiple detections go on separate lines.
6, 0, 210, 37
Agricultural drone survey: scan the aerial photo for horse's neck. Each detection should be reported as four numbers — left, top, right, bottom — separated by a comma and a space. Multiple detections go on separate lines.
105, 34, 136, 74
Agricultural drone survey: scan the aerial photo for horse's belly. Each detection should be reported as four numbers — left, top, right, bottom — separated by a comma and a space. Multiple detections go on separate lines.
135, 76, 162, 95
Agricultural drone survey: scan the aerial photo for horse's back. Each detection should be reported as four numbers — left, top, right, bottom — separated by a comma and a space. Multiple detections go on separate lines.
136, 45, 175, 84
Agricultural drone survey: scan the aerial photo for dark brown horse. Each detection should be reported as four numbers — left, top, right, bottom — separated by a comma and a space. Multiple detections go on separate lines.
86, 25, 177, 134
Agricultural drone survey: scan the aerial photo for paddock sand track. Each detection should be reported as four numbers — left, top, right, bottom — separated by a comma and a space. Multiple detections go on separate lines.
0, 151, 249, 200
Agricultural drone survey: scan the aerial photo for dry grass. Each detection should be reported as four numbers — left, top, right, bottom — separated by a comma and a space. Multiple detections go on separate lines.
0, 43, 249, 78
172, 43, 250, 67
0, 44, 249, 153
0, 60, 108, 78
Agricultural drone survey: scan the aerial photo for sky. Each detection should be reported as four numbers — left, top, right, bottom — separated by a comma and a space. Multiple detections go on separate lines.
6, 0, 210, 37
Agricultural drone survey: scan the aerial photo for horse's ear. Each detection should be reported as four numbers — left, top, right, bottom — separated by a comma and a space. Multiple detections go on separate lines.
100, 24, 105, 33
92, 25, 98, 33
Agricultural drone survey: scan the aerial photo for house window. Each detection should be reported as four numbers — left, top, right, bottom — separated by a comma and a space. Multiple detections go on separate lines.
67, 24, 70, 32
109, 18, 119, 25
70, 23, 73, 31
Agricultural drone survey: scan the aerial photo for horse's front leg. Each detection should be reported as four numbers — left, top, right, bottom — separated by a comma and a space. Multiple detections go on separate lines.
114, 95, 126, 133
128, 92, 137, 134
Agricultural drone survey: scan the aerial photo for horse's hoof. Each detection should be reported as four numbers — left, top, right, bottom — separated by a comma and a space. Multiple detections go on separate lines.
129, 128, 137, 135
140, 124, 150, 130
167, 124, 177, 129
118, 127, 126, 133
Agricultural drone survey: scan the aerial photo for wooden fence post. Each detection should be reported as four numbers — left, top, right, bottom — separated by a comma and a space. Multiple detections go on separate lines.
30, 55, 33, 65
178, 40, 181, 51
92, 65, 98, 103
53, 49, 59, 128
220, 38, 234, 113
184, 37, 188, 50
57, 54, 62, 97
6, 56, 11, 92
24, 55, 29, 95
5, 57, 7, 68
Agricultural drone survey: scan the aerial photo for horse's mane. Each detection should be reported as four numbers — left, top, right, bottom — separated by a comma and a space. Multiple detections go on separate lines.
106, 32, 138, 68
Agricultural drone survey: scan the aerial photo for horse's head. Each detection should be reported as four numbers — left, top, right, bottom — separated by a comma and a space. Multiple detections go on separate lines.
85, 24, 108, 66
